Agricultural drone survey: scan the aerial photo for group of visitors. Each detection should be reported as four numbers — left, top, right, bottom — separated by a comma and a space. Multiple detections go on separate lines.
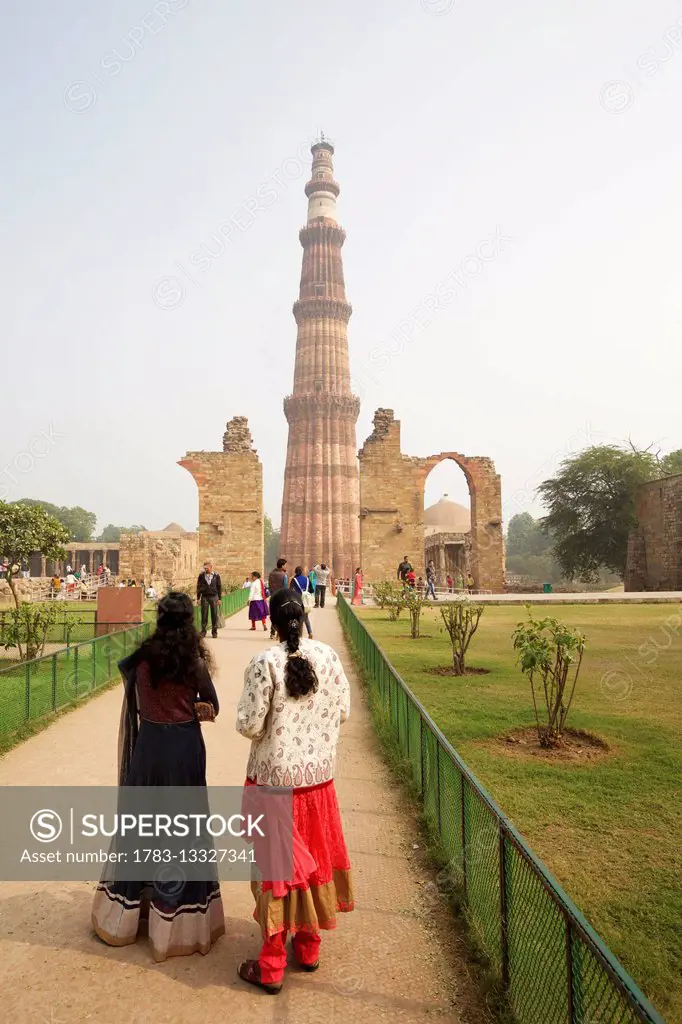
244, 559, 335, 639
397, 555, 475, 595
92, 586, 353, 994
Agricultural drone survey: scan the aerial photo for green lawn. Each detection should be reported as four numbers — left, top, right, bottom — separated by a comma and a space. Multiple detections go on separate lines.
0, 627, 148, 749
357, 603, 682, 1023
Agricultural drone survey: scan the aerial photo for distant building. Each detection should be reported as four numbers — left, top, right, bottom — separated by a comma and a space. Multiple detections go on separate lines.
423, 494, 471, 581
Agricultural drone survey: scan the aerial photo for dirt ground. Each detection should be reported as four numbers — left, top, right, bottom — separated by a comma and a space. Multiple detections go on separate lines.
0, 600, 491, 1024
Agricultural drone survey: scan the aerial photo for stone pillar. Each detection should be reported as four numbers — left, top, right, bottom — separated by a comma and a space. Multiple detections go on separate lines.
179, 416, 263, 583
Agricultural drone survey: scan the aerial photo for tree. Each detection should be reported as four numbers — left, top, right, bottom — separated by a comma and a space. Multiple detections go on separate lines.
264, 515, 280, 572
99, 524, 147, 542
660, 449, 682, 476
98, 525, 121, 543
438, 599, 484, 675
404, 588, 426, 638
506, 512, 553, 558
0, 502, 69, 608
512, 609, 586, 748
537, 445, 661, 581
14, 499, 97, 542
3, 603, 60, 662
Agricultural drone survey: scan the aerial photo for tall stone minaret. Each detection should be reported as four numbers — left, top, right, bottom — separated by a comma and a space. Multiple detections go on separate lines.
280, 137, 360, 580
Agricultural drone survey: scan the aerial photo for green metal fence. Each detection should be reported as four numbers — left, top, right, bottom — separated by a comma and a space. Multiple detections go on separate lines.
337, 594, 665, 1024
0, 589, 249, 745
0, 622, 152, 743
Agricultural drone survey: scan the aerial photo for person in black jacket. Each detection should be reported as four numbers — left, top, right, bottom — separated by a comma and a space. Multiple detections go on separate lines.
197, 561, 222, 638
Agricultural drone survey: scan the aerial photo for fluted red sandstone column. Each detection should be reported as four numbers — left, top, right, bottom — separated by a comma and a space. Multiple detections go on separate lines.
280, 140, 360, 579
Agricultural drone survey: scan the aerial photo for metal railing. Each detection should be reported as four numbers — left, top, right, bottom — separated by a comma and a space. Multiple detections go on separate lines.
337, 594, 665, 1024
0, 590, 249, 746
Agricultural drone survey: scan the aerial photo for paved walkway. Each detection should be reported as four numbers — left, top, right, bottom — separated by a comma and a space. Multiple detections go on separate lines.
0, 600, 487, 1024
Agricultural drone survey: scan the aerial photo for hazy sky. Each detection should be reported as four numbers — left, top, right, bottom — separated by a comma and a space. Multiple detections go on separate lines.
2, 0, 681, 533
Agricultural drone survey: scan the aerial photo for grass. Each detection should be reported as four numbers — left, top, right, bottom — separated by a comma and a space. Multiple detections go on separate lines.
0, 626, 149, 751
356, 602, 682, 1024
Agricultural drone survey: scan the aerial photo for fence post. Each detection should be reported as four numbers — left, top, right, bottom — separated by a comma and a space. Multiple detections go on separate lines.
74, 646, 79, 698
92, 640, 96, 691
51, 656, 57, 712
461, 773, 467, 896
436, 741, 442, 833
107, 635, 112, 678
25, 661, 30, 723
565, 911, 575, 1023
499, 825, 510, 991
419, 714, 425, 797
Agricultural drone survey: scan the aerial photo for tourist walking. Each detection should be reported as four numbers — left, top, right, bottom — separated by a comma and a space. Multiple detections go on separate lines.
291, 565, 314, 638
309, 565, 317, 596
312, 562, 331, 607
446, 573, 453, 593
351, 566, 363, 606
397, 555, 412, 583
466, 572, 475, 593
197, 561, 222, 638
406, 567, 416, 589
248, 571, 269, 631
235, 588, 353, 994
426, 560, 438, 600
268, 558, 289, 638
91, 592, 224, 961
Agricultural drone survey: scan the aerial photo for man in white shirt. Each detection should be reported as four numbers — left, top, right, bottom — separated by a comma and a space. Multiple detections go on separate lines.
312, 563, 331, 608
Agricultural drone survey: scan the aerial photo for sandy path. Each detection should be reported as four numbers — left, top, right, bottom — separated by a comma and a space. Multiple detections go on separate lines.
0, 601, 485, 1024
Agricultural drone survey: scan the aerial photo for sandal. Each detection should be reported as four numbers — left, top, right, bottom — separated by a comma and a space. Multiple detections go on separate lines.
237, 959, 282, 995
299, 961, 320, 973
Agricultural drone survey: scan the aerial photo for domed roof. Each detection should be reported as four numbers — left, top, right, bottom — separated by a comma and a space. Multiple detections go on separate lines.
424, 495, 470, 535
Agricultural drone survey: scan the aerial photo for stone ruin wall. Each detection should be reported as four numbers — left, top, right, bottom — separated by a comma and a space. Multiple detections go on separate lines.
118, 531, 198, 593
179, 416, 263, 585
626, 473, 682, 591
358, 408, 505, 592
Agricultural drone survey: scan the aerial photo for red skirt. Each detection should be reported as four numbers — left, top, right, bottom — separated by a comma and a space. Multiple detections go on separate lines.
245, 778, 354, 938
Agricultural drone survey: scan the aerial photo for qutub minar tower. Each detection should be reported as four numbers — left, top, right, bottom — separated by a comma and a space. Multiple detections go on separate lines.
280, 137, 361, 579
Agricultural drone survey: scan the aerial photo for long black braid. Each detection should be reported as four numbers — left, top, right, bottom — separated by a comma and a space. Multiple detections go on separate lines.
269, 588, 318, 698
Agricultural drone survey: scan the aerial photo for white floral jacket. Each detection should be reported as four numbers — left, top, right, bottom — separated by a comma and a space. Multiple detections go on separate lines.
236, 639, 351, 787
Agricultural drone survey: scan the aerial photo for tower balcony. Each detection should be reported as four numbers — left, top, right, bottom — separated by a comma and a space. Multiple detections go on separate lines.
299, 222, 346, 247
292, 298, 353, 323
305, 178, 340, 199
283, 391, 361, 422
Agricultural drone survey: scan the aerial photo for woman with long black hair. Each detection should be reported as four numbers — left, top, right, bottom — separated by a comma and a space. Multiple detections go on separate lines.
235, 588, 353, 994
91, 591, 225, 962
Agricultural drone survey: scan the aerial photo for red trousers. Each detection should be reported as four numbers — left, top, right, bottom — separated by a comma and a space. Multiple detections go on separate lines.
260, 929, 321, 985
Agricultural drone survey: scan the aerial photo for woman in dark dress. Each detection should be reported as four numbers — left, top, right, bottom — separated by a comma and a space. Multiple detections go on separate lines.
91, 592, 225, 962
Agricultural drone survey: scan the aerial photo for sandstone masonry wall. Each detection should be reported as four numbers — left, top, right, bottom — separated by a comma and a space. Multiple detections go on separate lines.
179, 417, 263, 584
626, 473, 682, 591
358, 409, 505, 592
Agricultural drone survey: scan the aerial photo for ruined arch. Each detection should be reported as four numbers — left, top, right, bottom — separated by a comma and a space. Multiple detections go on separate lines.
358, 409, 504, 592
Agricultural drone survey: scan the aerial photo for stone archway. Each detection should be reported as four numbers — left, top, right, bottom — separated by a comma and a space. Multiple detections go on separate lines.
358, 409, 504, 592
419, 453, 503, 592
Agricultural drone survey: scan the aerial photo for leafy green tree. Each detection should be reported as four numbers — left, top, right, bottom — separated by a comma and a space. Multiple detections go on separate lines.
660, 449, 682, 476
264, 515, 280, 572
14, 499, 97, 542
3, 602, 60, 661
512, 609, 586, 747
538, 445, 661, 581
0, 502, 69, 609
506, 512, 552, 558
438, 599, 484, 675
99, 524, 147, 542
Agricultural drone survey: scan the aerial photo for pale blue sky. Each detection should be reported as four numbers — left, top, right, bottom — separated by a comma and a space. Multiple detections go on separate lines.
2, 0, 681, 531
